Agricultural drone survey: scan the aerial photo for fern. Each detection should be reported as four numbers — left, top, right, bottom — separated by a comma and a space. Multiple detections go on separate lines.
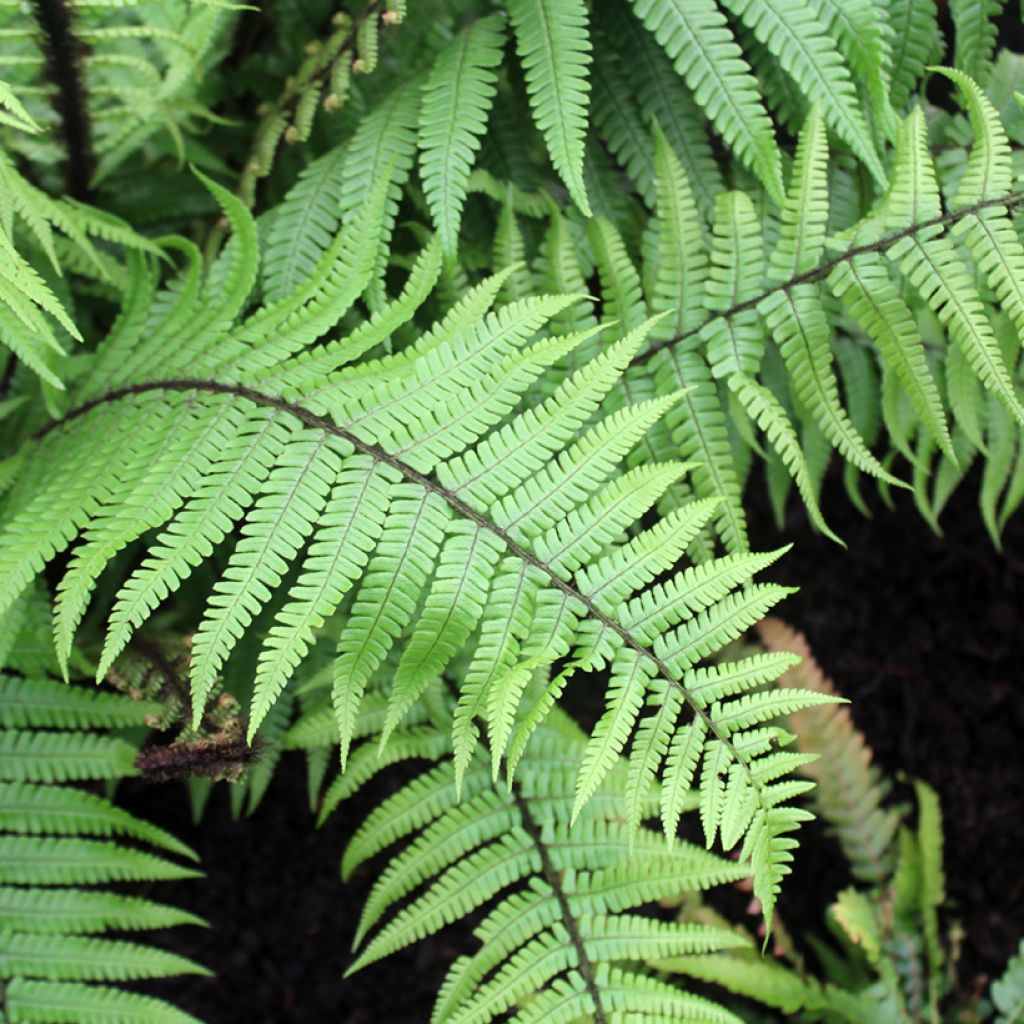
994, 941, 1024, 1024
419, 14, 506, 257
240, 10, 1024, 540
1, 3, 1020, 1018
0, 135, 157, 386
0, 674, 206, 1024
507, 0, 593, 217
0, 174, 838, 928
657, 630, 969, 1023
0, 1, 231, 191
756, 618, 900, 885
299, 696, 760, 1022
627, 76, 1024, 543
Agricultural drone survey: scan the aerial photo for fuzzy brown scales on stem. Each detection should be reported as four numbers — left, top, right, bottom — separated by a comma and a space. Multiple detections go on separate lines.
136, 734, 263, 784
115, 637, 262, 783
29, 0, 95, 199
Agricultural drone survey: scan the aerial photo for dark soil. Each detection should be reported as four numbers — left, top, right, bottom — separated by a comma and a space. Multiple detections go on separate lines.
126, 759, 477, 1022
132, 475, 1023, 1021
753, 475, 1024, 993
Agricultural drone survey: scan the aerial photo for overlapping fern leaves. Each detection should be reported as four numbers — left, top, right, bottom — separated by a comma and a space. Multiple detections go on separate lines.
280, 0, 952, 298
297, 696, 757, 1023
454, 68, 1024, 546
2, 3, 1021, 1016
0, 133, 159, 388
281, 0, 1024, 542
627, 71, 1024, 546
0, 673, 206, 1024
648, 625, 959, 1023
0, 171, 837, 925
0, 0, 232, 189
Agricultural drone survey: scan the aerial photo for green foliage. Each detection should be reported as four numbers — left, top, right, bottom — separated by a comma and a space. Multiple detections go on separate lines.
993, 941, 1024, 1024
0, 2, 232, 187
0, 2, 1020, 1019
661, 624, 990, 1024
0, 136, 157, 388
0, 171, 841, 930
0, 675, 206, 1024
297, 695, 757, 1021
757, 618, 900, 885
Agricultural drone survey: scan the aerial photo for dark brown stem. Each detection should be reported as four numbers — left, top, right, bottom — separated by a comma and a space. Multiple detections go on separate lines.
30, 0, 95, 199
129, 635, 193, 720
634, 188, 1024, 368
38, 377, 760, 795
513, 787, 608, 1022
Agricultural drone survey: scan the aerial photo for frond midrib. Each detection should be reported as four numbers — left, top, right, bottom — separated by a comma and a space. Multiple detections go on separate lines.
511, 785, 607, 1023
41, 376, 766, 799
635, 186, 1024, 368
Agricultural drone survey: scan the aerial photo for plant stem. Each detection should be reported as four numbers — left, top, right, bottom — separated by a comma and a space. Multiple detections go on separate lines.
30, 0, 95, 199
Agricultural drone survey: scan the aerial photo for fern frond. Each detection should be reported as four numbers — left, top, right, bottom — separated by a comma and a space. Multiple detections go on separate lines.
816, 0, 898, 144
0, 177, 823, 914
625, 76, 1024, 535
261, 146, 347, 304
756, 618, 900, 884
303, 703, 751, 1022
419, 14, 506, 257
949, 0, 1004, 84
883, 110, 1024, 430
721, 0, 885, 187
3, 980, 204, 1024
0, 675, 205, 1023
609, 0, 723, 219
506, 0, 592, 216
888, 0, 941, 108
993, 940, 1024, 1024
702, 190, 764, 378
628, 0, 784, 204
338, 83, 420, 308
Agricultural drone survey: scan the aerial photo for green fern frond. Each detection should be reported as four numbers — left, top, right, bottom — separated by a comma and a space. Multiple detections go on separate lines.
721, 0, 885, 187
0, 175, 831, 915
261, 146, 347, 304
756, 618, 900, 885
419, 14, 506, 257
887, 0, 942, 109
301, 702, 755, 1021
506, 0, 593, 216
0, 675, 205, 1023
623, 75, 1024, 536
949, 0, 1005, 84
0, 149, 152, 385
993, 940, 1024, 1024
628, 0, 784, 205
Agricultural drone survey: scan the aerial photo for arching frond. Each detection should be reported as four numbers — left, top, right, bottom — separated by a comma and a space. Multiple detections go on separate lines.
626, 80, 1024, 540
0, 177, 831, 924
301, 701, 758, 1022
